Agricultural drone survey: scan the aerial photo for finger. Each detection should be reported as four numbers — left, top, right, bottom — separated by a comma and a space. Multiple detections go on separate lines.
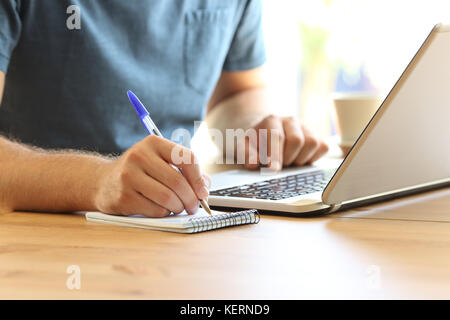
119, 192, 170, 218
129, 137, 201, 214
244, 131, 259, 170
201, 173, 212, 202
306, 140, 329, 164
141, 156, 200, 215
146, 135, 209, 200
202, 173, 212, 189
129, 167, 185, 214
282, 117, 305, 167
294, 126, 320, 166
256, 115, 285, 171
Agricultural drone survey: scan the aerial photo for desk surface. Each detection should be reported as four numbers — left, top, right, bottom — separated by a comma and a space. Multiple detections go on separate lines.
1, 183, 450, 299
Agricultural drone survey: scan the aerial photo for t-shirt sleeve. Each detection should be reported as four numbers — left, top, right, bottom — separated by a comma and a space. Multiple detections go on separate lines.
223, 0, 266, 71
0, 0, 22, 72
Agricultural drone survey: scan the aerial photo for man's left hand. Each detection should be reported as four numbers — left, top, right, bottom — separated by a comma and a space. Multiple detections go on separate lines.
244, 115, 329, 171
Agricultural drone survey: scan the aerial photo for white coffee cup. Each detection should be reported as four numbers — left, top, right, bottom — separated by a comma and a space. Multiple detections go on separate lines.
332, 93, 382, 154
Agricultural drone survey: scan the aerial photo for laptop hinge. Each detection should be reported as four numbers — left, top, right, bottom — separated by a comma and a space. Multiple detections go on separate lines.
328, 203, 342, 213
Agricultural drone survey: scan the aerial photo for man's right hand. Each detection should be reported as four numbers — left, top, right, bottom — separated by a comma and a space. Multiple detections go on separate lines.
94, 135, 211, 218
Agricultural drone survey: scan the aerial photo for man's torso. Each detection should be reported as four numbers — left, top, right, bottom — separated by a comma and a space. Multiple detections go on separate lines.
0, 0, 251, 153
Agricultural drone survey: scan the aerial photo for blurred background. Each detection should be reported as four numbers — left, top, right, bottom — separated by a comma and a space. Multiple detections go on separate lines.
192, 0, 450, 162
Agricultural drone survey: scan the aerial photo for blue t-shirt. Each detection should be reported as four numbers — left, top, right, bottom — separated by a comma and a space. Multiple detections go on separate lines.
0, 0, 266, 154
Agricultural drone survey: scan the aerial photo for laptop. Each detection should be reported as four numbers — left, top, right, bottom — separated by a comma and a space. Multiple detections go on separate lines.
208, 24, 450, 215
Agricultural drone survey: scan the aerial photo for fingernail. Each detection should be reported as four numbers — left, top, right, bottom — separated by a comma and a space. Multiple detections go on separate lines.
270, 162, 281, 171
202, 176, 211, 189
189, 204, 199, 215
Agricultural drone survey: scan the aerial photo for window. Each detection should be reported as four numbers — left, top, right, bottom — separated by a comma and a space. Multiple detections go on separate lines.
192, 0, 449, 162
262, 0, 449, 136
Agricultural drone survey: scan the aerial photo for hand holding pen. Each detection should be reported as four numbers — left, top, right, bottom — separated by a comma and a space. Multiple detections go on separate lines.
93, 92, 212, 218
127, 90, 212, 215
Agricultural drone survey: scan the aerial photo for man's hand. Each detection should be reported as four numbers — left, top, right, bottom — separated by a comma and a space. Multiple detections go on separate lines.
0, 135, 210, 217
244, 115, 329, 171
207, 68, 329, 171
94, 135, 211, 217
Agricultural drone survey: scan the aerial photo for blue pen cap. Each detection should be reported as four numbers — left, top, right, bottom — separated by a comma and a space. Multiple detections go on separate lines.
127, 90, 149, 119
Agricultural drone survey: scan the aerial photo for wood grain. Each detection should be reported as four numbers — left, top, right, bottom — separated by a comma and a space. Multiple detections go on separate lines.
1, 185, 450, 299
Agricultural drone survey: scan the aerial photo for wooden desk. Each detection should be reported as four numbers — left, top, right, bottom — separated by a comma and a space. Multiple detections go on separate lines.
1, 184, 450, 299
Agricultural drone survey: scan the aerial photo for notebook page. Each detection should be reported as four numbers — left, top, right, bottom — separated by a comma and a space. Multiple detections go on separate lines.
86, 208, 216, 230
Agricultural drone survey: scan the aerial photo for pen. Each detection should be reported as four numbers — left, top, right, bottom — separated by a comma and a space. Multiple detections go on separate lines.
126, 90, 212, 216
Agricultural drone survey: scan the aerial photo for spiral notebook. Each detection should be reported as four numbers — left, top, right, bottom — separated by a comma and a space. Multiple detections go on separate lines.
85, 208, 260, 234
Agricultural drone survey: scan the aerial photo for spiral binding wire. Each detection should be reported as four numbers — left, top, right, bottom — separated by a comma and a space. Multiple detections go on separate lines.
189, 209, 260, 233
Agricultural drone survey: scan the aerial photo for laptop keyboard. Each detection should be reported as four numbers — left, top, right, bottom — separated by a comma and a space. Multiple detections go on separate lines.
210, 169, 335, 201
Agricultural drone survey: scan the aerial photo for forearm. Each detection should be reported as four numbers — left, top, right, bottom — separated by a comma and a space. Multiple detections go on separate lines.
0, 137, 112, 213
206, 69, 329, 170
206, 87, 275, 160
206, 87, 272, 132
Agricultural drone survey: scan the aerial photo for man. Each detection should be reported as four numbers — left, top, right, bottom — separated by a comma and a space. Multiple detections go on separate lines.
0, 0, 328, 217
